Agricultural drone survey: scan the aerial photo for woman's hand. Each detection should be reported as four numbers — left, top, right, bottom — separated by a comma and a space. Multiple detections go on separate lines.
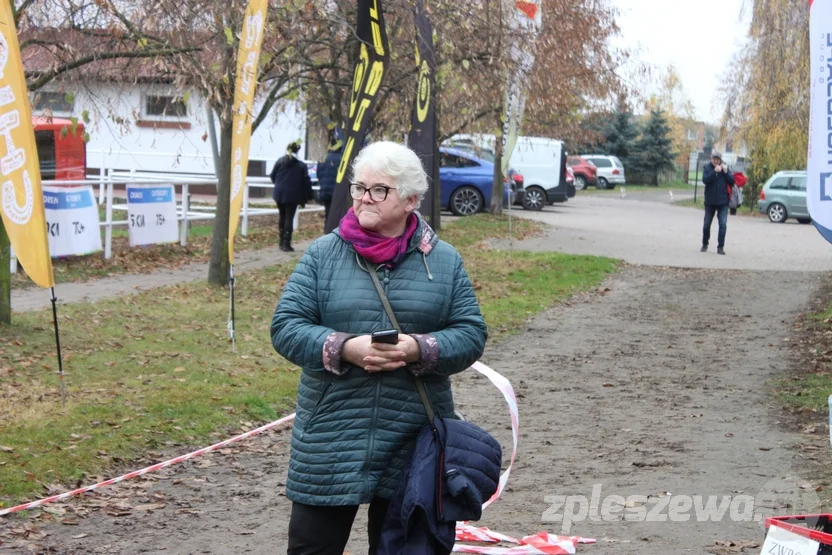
343, 335, 421, 372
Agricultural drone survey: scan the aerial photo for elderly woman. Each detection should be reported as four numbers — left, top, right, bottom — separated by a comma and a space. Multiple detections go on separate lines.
271, 141, 487, 554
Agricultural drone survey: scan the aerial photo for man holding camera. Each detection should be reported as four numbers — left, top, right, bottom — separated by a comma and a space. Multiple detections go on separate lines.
701, 151, 735, 255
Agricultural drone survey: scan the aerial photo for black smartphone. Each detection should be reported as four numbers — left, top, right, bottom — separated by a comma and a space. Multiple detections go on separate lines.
371, 329, 399, 344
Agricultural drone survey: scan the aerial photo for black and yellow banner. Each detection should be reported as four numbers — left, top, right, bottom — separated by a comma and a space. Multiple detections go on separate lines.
408, 0, 438, 228
324, 0, 390, 234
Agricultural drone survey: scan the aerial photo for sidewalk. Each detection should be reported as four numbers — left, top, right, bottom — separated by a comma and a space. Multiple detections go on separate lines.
11, 241, 310, 312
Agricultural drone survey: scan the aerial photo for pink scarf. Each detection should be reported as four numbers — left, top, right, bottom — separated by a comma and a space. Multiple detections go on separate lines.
339, 208, 419, 266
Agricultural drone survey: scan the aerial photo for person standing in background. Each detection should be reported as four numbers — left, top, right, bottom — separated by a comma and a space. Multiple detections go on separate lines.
316, 128, 344, 231
271, 141, 312, 252
729, 171, 747, 216
701, 151, 735, 255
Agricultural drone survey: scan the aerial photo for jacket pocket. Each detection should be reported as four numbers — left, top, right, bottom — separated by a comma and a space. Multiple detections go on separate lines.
301, 382, 332, 439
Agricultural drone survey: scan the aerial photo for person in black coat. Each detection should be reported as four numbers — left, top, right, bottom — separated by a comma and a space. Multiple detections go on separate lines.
701, 151, 735, 255
270, 141, 312, 252
316, 135, 344, 231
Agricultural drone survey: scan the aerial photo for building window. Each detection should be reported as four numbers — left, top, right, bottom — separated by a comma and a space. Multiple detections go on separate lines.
144, 95, 188, 119
687, 129, 698, 141
33, 91, 73, 115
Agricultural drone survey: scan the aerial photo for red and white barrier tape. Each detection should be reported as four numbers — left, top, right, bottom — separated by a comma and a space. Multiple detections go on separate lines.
455, 523, 596, 554
0, 413, 296, 516
1, 362, 590, 552
0, 363, 515, 518
453, 368, 596, 553
472, 362, 518, 510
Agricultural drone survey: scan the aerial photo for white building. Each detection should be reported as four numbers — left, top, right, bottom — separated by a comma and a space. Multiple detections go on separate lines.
30, 82, 307, 181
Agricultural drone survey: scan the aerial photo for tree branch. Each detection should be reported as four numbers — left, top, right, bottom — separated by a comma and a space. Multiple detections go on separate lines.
13, 0, 36, 29
99, 0, 165, 45
251, 80, 301, 133
439, 106, 502, 142
28, 47, 200, 91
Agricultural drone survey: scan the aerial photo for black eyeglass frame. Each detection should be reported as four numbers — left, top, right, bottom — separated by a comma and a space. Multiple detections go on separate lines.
349, 183, 398, 202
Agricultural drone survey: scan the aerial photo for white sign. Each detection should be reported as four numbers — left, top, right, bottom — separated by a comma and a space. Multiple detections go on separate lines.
126, 184, 178, 247
761, 524, 820, 555
42, 185, 102, 257
807, 0, 832, 243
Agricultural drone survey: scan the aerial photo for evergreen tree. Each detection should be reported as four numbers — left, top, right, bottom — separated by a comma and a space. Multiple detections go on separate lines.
634, 108, 676, 186
569, 112, 607, 154
604, 100, 638, 168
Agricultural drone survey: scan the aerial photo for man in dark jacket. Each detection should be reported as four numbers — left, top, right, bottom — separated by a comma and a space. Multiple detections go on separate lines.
701, 151, 735, 255
270, 141, 312, 252
316, 133, 343, 231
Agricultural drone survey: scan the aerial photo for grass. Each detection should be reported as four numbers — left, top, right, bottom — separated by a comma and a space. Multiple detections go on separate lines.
775, 373, 832, 413
773, 302, 832, 414
0, 214, 618, 506
581, 181, 690, 194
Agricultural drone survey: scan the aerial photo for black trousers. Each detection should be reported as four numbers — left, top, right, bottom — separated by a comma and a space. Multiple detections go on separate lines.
702, 204, 728, 249
277, 202, 298, 238
287, 497, 389, 555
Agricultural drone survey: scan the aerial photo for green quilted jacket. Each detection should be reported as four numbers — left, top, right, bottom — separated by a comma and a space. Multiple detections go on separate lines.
270, 217, 487, 506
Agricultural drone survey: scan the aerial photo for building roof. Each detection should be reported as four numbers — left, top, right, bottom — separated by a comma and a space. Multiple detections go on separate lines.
20, 27, 188, 84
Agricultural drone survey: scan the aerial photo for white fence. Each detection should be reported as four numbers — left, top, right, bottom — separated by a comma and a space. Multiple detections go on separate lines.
10, 172, 322, 272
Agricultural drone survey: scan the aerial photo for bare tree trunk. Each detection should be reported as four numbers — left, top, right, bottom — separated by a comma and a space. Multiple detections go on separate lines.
207, 118, 234, 286
0, 220, 9, 325
490, 130, 504, 216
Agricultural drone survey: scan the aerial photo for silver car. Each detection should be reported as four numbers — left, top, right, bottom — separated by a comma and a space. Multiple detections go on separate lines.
757, 170, 812, 224
581, 155, 626, 189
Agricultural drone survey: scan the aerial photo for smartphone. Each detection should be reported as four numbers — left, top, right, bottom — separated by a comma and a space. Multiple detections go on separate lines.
371, 329, 399, 345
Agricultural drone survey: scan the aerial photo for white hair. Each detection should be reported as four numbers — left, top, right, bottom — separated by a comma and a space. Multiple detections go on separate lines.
352, 141, 429, 207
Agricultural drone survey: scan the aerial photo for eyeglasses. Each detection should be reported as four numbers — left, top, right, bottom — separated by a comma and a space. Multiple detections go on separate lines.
350, 183, 396, 202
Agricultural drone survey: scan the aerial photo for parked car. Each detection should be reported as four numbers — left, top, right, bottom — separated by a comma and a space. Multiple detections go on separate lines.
510, 137, 569, 208
439, 147, 521, 216
580, 154, 625, 189
758, 170, 811, 224
444, 134, 569, 210
438, 143, 525, 207
566, 156, 598, 190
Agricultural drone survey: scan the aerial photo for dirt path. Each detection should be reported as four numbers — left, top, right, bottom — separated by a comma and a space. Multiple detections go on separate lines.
1, 264, 825, 554
10, 242, 310, 313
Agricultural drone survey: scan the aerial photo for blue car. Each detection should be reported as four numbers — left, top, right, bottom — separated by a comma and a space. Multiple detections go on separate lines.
440, 147, 518, 216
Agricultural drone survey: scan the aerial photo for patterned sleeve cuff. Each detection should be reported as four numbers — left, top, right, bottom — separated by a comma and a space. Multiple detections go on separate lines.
409, 334, 439, 376
322, 332, 355, 376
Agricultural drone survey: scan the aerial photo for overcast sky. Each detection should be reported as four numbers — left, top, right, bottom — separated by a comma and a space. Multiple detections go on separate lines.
610, 0, 752, 124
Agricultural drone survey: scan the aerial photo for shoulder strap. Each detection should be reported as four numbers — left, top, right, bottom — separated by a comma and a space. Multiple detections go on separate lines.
364, 258, 435, 424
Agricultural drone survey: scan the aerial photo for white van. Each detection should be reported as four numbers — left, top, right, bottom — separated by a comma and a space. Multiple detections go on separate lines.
444, 134, 568, 210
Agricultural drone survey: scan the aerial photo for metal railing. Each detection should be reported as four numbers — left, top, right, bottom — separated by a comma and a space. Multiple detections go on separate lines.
10, 172, 322, 272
